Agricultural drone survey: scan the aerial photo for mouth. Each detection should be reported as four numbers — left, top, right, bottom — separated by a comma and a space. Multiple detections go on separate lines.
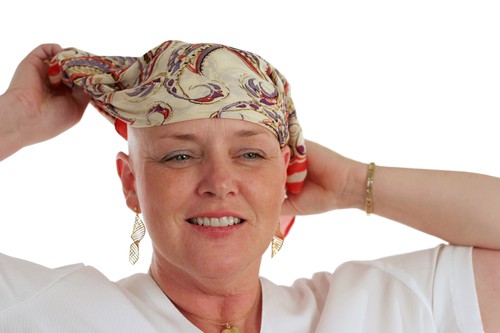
186, 216, 245, 227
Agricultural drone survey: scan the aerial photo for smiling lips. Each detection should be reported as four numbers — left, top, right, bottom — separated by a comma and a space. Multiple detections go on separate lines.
187, 216, 244, 227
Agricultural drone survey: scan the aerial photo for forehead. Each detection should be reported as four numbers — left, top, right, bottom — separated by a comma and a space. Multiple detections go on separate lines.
130, 118, 278, 144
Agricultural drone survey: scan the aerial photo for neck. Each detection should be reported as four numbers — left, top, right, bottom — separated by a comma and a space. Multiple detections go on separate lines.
149, 257, 262, 333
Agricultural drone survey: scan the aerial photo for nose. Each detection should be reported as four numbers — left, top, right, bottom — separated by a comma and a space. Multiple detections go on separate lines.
196, 156, 238, 198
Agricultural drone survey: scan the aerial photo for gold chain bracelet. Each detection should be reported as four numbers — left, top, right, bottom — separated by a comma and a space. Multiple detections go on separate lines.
365, 162, 376, 215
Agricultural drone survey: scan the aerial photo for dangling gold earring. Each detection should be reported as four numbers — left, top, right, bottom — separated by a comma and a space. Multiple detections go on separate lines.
129, 207, 146, 265
271, 221, 284, 258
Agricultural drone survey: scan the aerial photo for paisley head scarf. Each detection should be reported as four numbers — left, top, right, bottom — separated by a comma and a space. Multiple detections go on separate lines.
49, 40, 306, 236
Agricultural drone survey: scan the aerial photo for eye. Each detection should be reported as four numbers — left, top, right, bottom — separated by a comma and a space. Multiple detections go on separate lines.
171, 154, 191, 161
161, 152, 192, 163
242, 152, 263, 159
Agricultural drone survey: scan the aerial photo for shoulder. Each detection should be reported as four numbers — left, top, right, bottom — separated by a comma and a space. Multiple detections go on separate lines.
332, 245, 476, 305
0, 253, 85, 310
261, 245, 482, 332
266, 245, 459, 308
0, 252, 84, 275
267, 245, 471, 300
0, 254, 162, 331
334, 244, 471, 295
332, 244, 482, 331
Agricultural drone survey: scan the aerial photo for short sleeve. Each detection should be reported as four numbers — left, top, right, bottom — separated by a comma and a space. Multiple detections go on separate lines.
261, 245, 484, 332
433, 245, 483, 332
0, 253, 83, 311
340, 245, 483, 332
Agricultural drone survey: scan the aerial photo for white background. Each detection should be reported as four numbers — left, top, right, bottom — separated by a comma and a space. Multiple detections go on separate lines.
0, 0, 499, 285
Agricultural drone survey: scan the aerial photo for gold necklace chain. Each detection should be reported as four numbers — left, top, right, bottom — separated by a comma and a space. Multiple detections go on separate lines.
177, 287, 261, 333
182, 310, 246, 333
148, 269, 260, 333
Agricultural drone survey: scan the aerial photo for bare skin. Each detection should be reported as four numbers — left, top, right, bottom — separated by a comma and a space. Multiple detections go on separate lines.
0, 44, 88, 160
2, 44, 500, 331
280, 142, 500, 330
282, 141, 500, 249
117, 120, 289, 332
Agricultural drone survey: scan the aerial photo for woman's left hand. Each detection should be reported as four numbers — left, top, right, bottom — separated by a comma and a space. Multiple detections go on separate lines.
281, 140, 365, 217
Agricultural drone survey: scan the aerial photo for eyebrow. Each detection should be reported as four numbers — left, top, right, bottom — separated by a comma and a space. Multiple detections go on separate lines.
159, 129, 267, 141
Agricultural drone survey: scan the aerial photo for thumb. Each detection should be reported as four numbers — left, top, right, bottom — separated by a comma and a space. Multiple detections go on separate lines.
280, 193, 303, 216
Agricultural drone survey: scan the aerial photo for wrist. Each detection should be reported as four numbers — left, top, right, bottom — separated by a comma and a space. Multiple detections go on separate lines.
340, 160, 369, 210
365, 162, 375, 215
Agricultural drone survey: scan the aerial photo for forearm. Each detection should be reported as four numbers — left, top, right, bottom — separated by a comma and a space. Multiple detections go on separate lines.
0, 93, 26, 161
353, 164, 500, 249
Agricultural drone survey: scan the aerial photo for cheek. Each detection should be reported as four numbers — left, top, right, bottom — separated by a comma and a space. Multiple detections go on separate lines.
246, 168, 285, 214
136, 168, 191, 216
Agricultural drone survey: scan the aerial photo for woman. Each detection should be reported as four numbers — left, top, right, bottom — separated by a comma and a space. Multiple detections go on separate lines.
1, 41, 499, 332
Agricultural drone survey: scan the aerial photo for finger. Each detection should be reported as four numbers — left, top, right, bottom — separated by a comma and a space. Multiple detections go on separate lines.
29, 43, 63, 63
9, 44, 63, 89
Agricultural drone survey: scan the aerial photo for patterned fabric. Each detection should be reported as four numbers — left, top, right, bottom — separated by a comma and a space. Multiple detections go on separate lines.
49, 40, 307, 235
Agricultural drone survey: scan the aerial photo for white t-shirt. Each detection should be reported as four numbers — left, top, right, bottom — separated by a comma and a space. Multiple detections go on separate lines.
0, 245, 483, 332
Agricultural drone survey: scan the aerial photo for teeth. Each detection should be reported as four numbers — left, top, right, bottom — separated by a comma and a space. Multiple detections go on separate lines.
189, 216, 243, 227
219, 216, 228, 226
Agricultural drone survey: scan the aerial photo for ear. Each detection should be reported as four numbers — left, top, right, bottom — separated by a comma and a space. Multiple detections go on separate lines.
116, 151, 140, 211
280, 145, 291, 188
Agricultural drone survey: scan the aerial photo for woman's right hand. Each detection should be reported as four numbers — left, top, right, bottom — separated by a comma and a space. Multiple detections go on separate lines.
0, 44, 89, 160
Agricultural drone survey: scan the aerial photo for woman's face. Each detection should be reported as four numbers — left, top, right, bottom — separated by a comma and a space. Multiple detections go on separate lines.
118, 118, 290, 279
